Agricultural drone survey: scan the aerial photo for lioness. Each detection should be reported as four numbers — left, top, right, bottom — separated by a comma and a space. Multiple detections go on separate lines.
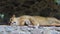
9, 15, 60, 27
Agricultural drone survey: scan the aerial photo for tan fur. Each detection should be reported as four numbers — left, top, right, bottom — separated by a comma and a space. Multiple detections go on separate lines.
31, 16, 60, 26
10, 15, 60, 26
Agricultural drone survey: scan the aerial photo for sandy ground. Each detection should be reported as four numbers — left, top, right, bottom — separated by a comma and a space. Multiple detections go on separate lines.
0, 25, 60, 34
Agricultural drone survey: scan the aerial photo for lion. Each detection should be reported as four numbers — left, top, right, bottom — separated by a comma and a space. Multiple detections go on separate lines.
9, 15, 32, 26
9, 15, 60, 27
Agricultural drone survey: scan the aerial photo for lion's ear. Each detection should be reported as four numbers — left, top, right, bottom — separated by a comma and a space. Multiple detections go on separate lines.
12, 14, 16, 18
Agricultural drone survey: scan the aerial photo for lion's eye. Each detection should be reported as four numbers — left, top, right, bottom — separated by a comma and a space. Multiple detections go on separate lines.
14, 22, 16, 23
11, 19, 12, 21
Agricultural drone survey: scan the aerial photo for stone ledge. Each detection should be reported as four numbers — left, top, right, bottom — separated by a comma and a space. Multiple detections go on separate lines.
0, 25, 60, 34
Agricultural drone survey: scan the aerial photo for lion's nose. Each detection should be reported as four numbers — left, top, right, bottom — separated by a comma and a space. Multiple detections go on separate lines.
11, 22, 16, 24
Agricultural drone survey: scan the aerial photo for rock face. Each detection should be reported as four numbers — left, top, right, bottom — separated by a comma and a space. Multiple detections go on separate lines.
0, 0, 60, 18
0, 25, 60, 34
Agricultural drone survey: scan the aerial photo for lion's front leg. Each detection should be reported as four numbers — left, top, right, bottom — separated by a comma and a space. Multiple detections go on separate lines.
29, 18, 39, 29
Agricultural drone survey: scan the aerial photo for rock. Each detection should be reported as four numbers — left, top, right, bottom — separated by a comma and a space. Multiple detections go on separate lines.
0, 25, 60, 34
30, 29, 43, 34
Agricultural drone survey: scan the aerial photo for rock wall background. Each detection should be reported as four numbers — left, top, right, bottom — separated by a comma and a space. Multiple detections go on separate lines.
0, 0, 60, 25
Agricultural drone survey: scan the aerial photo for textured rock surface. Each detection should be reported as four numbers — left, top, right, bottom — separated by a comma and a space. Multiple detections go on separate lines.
0, 25, 60, 34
